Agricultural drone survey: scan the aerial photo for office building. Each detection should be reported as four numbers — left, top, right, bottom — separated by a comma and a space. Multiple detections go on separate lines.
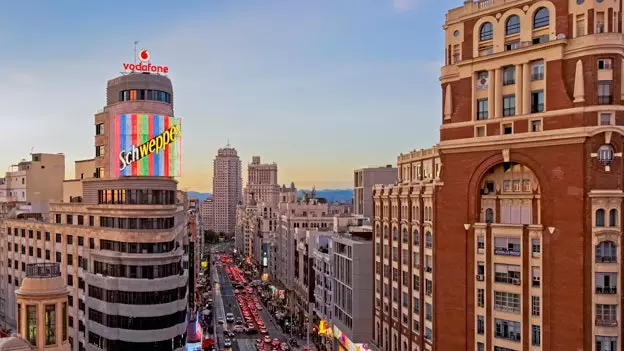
212, 146, 242, 235
244, 156, 279, 208
353, 166, 397, 218
1, 67, 188, 351
199, 198, 214, 233
373, 1, 624, 350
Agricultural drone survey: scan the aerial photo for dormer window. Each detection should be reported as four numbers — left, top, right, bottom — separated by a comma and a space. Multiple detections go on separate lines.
480, 22, 493, 41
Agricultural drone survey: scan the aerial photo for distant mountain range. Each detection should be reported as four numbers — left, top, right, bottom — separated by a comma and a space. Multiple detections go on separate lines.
187, 189, 354, 203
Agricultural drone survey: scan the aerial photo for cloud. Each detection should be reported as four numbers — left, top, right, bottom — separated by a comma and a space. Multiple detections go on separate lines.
393, 0, 418, 11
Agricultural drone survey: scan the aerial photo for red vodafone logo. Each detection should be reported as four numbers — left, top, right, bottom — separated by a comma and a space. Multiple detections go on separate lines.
138, 49, 150, 62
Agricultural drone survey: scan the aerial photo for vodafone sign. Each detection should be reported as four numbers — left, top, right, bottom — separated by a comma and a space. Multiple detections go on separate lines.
123, 49, 169, 74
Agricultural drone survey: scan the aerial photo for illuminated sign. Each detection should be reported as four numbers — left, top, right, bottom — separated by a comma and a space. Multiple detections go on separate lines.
110, 114, 182, 177
333, 326, 369, 351
201, 260, 208, 269
123, 49, 169, 73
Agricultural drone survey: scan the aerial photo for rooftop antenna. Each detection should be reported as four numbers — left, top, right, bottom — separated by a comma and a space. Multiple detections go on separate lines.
134, 41, 139, 67
29, 147, 34, 155
227, 138, 231, 147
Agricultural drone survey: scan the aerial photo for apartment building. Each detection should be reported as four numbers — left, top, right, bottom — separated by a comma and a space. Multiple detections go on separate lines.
373, 0, 624, 350
236, 198, 278, 266
1, 70, 188, 351
353, 166, 397, 218
275, 187, 333, 296
212, 146, 242, 235
244, 156, 279, 208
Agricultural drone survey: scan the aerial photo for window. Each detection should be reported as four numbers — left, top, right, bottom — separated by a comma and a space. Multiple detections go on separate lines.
45, 305, 56, 345
480, 22, 493, 41
532, 238, 541, 254
495, 318, 521, 342
576, 14, 586, 36
596, 336, 617, 351
609, 209, 617, 227
503, 66, 515, 85
596, 272, 617, 294
502, 123, 513, 135
425, 232, 432, 248
596, 209, 606, 227
530, 119, 542, 132
532, 266, 541, 287
413, 296, 419, 313
476, 126, 486, 137
476, 99, 488, 120
598, 145, 615, 166
56, 252, 61, 263
494, 263, 521, 284
531, 61, 544, 81
27, 305, 37, 345
494, 291, 521, 313
596, 241, 617, 262
477, 235, 485, 250
532, 296, 540, 316
62, 302, 67, 340
425, 303, 432, 321
505, 15, 520, 35
95, 123, 104, 135
56, 233, 61, 243
95, 145, 105, 157
598, 59, 612, 70
598, 81, 613, 104
495, 237, 520, 256
477, 315, 485, 334
533, 7, 550, 28
477, 289, 484, 307
532, 325, 541, 346
596, 304, 617, 325
600, 113, 613, 126
424, 327, 432, 342
505, 41, 520, 51
532, 34, 549, 44
531, 90, 544, 113
502, 95, 516, 116
67, 235, 73, 245
477, 343, 484, 351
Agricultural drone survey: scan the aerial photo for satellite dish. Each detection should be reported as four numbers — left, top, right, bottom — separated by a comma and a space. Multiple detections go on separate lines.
556, 33, 566, 39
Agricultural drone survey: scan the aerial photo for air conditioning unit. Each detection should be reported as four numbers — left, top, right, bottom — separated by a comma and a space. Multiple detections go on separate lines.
512, 278, 520, 285
476, 274, 484, 281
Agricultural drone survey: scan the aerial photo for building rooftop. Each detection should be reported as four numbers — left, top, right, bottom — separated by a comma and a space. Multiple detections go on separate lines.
0, 337, 31, 351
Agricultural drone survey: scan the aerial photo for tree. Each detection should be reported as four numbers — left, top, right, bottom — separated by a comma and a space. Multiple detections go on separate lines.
204, 230, 218, 243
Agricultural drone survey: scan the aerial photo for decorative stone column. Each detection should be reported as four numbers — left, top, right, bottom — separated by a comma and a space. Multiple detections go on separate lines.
522, 63, 531, 114
573, 59, 585, 103
515, 64, 523, 115
495, 67, 503, 118
488, 69, 495, 119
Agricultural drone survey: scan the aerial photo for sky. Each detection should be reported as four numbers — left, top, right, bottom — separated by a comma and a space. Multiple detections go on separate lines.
0, 0, 456, 192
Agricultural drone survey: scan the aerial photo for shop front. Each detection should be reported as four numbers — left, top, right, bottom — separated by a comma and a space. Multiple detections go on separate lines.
333, 326, 370, 351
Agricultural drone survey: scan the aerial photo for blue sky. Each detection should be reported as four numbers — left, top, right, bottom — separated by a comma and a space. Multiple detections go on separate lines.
0, 0, 456, 191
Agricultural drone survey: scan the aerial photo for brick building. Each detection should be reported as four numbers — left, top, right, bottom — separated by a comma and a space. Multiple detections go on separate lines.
372, 0, 624, 350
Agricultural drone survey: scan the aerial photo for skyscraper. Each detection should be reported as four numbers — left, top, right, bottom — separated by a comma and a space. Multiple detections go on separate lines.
212, 146, 242, 235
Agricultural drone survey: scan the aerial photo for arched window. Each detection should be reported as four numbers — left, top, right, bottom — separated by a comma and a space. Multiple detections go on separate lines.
402, 229, 408, 243
376, 322, 381, 344
480, 22, 493, 41
485, 208, 494, 224
596, 209, 606, 227
596, 241, 617, 262
392, 227, 399, 241
416, 206, 420, 220
384, 328, 389, 350
506, 15, 520, 35
413, 230, 420, 245
375, 224, 380, 238
609, 209, 618, 227
533, 7, 550, 28
393, 334, 398, 351
403, 341, 408, 351
383, 226, 389, 239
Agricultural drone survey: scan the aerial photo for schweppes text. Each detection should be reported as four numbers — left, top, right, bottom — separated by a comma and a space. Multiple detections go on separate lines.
119, 124, 181, 171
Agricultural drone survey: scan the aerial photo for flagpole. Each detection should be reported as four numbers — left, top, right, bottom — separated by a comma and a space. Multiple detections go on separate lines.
134, 41, 139, 67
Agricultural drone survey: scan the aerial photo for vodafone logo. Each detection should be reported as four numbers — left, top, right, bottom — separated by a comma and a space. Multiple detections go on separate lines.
122, 49, 169, 74
138, 49, 150, 62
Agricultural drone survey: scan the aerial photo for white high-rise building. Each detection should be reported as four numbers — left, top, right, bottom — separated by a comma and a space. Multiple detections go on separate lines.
212, 146, 242, 235
244, 156, 279, 208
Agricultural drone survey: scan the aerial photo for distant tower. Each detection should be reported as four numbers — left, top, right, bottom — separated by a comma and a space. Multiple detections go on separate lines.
12, 263, 70, 351
212, 146, 242, 235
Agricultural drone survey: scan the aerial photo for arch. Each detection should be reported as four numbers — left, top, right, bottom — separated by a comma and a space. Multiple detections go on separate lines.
479, 22, 494, 41
425, 231, 433, 248
403, 341, 408, 351
467, 151, 550, 225
383, 225, 389, 239
402, 228, 408, 243
527, 1, 556, 32
596, 240, 617, 262
392, 227, 399, 241
533, 7, 550, 28
485, 208, 494, 224
596, 208, 606, 227
472, 15, 498, 56
505, 15, 521, 35
413, 229, 420, 245
609, 209, 618, 227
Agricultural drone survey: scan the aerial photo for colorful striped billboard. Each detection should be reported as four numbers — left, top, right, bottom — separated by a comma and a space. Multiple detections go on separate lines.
109, 113, 182, 177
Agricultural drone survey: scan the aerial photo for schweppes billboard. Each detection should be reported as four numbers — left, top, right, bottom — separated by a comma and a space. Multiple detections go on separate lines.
110, 114, 182, 177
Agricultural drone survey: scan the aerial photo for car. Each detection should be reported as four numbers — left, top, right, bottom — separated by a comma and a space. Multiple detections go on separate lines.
224, 339, 232, 347
272, 339, 281, 347
259, 328, 268, 334
256, 304, 263, 310
264, 336, 272, 343
217, 319, 225, 324
281, 342, 290, 351
235, 319, 243, 325
233, 325, 244, 333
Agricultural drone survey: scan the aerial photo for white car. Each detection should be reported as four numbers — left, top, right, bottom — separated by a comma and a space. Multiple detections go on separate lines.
218, 319, 225, 324
224, 339, 232, 347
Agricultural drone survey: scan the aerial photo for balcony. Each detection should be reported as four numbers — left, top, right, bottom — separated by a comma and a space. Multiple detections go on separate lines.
494, 248, 521, 257
595, 319, 618, 327
598, 96, 613, 105
26, 263, 61, 278
596, 286, 617, 294
597, 256, 617, 263
494, 276, 521, 285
